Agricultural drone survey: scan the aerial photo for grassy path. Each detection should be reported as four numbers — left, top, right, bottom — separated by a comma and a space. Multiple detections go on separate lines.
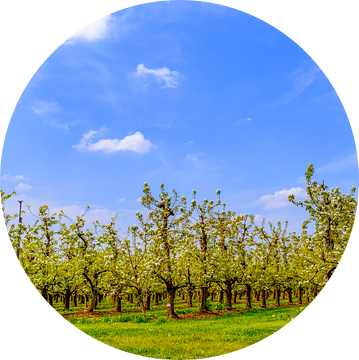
67, 305, 306, 359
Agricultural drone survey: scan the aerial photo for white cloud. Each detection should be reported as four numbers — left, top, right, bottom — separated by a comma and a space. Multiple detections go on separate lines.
73, 129, 152, 154
85, 208, 117, 224
257, 187, 306, 209
51, 204, 84, 219
235, 117, 253, 125
67, 15, 115, 44
73, 129, 99, 151
51, 204, 117, 225
32, 100, 60, 114
136, 197, 142, 202
12, 175, 25, 182
15, 183, 33, 192
117, 198, 125, 203
254, 214, 264, 224
135, 64, 180, 88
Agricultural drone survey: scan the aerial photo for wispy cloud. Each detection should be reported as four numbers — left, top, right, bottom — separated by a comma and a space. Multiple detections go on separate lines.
66, 14, 116, 44
235, 117, 253, 125
186, 153, 199, 162
185, 153, 207, 167
73, 129, 153, 154
134, 64, 180, 88
15, 182, 33, 192
32, 100, 60, 114
317, 154, 358, 174
273, 67, 320, 105
0, 174, 26, 182
117, 198, 125, 203
257, 187, 306, 209
155, 118, 175, 129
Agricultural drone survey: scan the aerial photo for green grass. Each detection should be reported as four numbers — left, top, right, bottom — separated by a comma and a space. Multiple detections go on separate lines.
66, 304, 307, 359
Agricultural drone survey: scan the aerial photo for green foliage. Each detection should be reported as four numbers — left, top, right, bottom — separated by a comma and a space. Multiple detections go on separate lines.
289, 164, 357, 284
0, 188, 17, 225
116, 315, 132, 323
1, 163, 356, 322
176, 308, 195, 315
133, 314, 152, 323
69, 306, 302, 359
154, 317, 168, 324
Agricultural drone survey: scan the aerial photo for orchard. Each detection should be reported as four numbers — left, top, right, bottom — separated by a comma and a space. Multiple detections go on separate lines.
2, 165, 356, 320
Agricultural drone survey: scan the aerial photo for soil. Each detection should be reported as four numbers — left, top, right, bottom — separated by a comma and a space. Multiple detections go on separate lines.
62, 301, 311, 320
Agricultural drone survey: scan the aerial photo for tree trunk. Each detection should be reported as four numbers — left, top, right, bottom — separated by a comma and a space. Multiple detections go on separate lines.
298, 286, 303, 305
233, 291, 237, 304
287, 288, 293, 305
255, 290, 260, 301
145, 292, 151, 311
63, 290, 71, 311
218, 290, 224, 304
154, 293, 159, 306
41, 287, 47, 301
275, 288, 281, 307
260, 289, 266, 308
245, 284, 252, 309
86, 289, 97, 312
199, 286, 209, 313
306, 289, 310, 303
166, 287, 178, 319
114, 295, 122, 312
210, 291, 214, 302
48, 294, 53, 307
226, 286, 232, 311
313, 286, 318, 298
225, 286, 232, 310
73, 294, 78, 307
186, 290, 193, 308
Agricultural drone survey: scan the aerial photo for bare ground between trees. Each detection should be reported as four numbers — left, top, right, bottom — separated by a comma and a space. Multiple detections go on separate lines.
62, 301, 311, 320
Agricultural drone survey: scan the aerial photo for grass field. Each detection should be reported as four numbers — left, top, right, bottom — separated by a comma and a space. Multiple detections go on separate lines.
58, 296, 308, 359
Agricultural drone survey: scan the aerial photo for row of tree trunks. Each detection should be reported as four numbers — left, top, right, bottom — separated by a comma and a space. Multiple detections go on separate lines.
48, 284, 319, 313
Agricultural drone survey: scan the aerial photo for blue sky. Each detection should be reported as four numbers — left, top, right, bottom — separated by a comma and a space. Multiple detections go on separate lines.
1, 1, 357, 233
